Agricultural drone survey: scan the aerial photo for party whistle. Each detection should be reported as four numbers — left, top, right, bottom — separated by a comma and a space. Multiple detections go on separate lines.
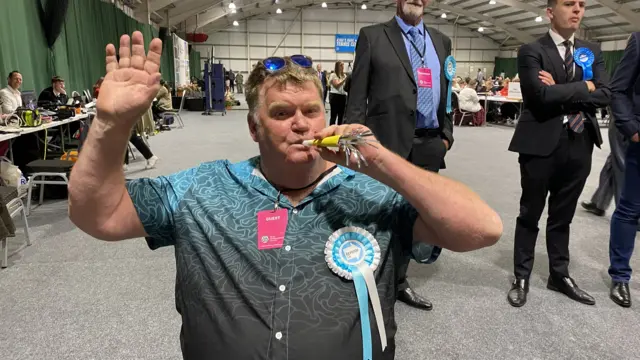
302, 130, 378, 168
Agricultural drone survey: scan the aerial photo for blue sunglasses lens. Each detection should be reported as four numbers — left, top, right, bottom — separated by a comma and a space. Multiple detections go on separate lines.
290, 55, 312, 68
263, 57, 286, 71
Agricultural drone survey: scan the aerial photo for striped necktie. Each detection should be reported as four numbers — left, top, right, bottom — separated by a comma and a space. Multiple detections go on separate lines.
408, 27, 434, 129
563, 40, 574, 81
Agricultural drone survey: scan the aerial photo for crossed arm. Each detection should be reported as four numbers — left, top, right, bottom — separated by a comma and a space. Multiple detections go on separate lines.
518, 43, 611, 115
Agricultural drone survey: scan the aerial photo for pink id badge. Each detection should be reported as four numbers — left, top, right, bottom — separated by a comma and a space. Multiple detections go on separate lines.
257, 209, 288, 250
417, 68, 433, 88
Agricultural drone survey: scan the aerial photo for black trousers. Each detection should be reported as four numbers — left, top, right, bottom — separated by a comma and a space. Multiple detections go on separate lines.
514, 126, 594, 279
125, 132, 154, 164
329, 93, 347, 126
397, 130, 447, 291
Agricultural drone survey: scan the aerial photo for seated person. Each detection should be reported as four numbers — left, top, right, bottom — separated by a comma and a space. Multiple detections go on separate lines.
457, 79, 486, 126
451, 78, 461, 91
38, 76, 68, 106
69, 32, 502, 359
155, 80, 173, 112
0, 71, 23, 116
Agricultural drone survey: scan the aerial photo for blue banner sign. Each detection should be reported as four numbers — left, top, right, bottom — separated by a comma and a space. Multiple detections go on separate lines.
335, 34, 359, 53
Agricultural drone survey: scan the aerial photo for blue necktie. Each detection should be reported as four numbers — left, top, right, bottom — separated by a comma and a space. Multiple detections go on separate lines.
408, 27, 435, 129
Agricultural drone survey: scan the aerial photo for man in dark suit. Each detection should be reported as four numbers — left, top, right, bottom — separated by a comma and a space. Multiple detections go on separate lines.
607, 32, 640, 308
507, 0, 611, 308
345, 0, 453, 311
37, 76, 68, 106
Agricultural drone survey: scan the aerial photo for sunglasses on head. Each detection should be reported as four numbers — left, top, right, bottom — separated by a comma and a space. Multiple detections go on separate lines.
262, 55, 313, 72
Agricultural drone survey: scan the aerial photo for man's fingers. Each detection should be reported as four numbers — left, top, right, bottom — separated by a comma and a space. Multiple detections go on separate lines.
119, 34, 131, 68
105, 44, 118, 73
130, 31, 146, 70
144, 38, 163, 75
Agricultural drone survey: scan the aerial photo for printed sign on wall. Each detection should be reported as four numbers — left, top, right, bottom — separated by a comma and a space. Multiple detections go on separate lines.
335, 34, 359, 53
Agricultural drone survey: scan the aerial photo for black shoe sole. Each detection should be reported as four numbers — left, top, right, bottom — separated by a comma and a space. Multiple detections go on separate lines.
610, 294, 632, 308
507, 296, 526, 307
547, 282, 596, 305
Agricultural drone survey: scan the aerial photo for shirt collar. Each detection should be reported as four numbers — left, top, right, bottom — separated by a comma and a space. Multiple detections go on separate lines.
228, 156, 355, 208
548, 29, 575, 46
395, 15, 424, 36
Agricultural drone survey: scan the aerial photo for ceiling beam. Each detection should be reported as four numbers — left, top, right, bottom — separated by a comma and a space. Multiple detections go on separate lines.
594, 0, 640, 30
149, 0, 177, 11
490, 0, 544, 17
168, 0, 225, 26
434, 1, 535, 43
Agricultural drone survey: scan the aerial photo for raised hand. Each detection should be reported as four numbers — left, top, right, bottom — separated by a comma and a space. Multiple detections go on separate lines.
97, 31, 162, 129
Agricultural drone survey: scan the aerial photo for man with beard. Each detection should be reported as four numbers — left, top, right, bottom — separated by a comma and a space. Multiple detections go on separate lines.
507, 0, 610, 307
345, 0, 454, 311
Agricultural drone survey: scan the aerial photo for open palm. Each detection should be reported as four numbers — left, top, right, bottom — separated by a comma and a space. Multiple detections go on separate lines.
97, 31, 162, 127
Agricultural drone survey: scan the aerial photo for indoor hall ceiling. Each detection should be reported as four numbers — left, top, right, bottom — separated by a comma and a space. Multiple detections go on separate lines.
142, 0, 640, 48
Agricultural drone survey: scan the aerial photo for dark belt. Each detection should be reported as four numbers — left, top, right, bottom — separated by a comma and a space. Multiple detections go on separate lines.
414, 128, 441, 138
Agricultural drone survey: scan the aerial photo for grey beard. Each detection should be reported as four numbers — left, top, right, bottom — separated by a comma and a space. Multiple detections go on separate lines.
401, 3, 423, 23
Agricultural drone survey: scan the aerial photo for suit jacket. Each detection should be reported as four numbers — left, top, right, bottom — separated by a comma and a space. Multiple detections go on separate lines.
508, 33, 611, 156
610, 32, 640, 139
345, 18, 454, 161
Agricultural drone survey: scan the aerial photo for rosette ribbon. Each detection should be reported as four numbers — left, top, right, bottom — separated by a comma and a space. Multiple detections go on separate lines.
444, 56, 457, 114
574, 47, 595, 81
325, 227, 386, 360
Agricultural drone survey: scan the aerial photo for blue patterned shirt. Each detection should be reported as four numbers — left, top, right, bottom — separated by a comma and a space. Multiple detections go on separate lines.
126, 157, 441, 360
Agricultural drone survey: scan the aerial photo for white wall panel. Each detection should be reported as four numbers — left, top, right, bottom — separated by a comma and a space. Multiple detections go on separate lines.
206, 9, 501, 73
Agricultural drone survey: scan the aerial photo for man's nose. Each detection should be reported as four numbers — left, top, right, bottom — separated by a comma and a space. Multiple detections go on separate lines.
291, 110, 310, 131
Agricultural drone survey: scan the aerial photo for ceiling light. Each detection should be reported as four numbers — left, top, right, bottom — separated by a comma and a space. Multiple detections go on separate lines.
441, 13, 447, 18
535, 16, 542, 22
228, 2, 236, 9
276, 8, 282, 13
489, 0, 496, 4
231, 8, 236, 13
321, 2, 327, 7
233, 20, 239, 26
361, 3, 367, 9
478, 27, 484, 32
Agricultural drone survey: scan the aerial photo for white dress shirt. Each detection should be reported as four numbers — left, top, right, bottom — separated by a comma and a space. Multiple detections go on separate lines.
548, 29, 576, 123
0, 87, 22, 114
548, 29, 575, 77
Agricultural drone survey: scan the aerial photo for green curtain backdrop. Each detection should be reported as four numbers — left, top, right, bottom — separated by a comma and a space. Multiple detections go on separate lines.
0, 0, 174, 95
189, 51, 202, 79
603, 50, 624, 76
493, 57, 518, 78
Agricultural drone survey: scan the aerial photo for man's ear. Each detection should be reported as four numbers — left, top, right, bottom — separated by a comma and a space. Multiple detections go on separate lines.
247, 113, 259, 142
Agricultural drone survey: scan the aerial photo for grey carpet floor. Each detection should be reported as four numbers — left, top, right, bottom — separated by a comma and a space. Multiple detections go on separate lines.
1, 103, 639, 360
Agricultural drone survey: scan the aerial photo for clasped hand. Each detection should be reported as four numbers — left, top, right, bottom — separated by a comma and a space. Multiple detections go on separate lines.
96, 31, 163, 130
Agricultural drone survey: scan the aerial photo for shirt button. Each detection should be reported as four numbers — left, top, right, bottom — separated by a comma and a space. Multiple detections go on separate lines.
279, 285, 286, 292
285, 245, 291, 251
292, 209, 298, 214
275, 332, 283, 340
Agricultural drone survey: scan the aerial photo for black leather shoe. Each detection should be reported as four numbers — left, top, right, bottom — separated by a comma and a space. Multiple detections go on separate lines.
610, 282, 631, 308
547, 276, 595, 305
581, 201, 605, 216
507, 279, 529, 307
398, 287, 433, 311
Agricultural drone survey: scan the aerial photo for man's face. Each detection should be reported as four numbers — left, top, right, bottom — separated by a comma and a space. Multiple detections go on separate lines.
8, 73, 22, 90
547, 0, 585, 32
249, 80, 325, 165
397, 0, 430, 22
316, 64, 322, 72
54, 81, 65, 93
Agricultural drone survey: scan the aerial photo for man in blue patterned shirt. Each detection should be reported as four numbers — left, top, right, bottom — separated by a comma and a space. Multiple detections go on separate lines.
69, 31, 502, 359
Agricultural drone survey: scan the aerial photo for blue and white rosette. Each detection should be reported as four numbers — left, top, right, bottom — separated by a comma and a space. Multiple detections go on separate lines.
574, 47, 595, 81
325, 226, 385, 360
444, 56, 457, 114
